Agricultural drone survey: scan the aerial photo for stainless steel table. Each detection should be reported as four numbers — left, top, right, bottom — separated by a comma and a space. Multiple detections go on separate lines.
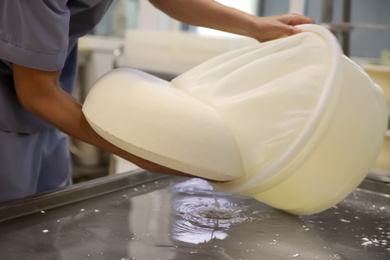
0, 170, 389, 260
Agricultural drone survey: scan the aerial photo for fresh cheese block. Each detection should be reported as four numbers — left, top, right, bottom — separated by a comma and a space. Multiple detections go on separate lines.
83, 69, 243, 181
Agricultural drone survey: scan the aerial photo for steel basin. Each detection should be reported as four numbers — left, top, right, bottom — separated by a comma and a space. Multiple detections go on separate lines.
0, 170, 388, 259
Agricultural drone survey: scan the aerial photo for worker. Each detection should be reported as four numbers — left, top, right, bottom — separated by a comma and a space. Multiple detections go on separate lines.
0, 0, 314, 203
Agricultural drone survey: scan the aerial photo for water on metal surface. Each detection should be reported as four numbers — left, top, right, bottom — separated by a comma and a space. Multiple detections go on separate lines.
0, 175, 389, 260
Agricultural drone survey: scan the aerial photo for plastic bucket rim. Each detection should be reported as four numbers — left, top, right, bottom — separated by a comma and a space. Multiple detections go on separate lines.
221, 24, 343, 193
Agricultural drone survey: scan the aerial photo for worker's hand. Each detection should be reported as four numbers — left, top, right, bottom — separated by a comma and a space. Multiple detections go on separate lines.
249, 13, 315, 42
150, 1, 314, 42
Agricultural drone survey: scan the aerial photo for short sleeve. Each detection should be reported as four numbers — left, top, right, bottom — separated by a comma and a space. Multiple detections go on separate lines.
0, 0, 70, 71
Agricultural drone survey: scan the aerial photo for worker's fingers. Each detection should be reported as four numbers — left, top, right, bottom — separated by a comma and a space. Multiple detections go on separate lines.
279, 24, 302, 36
275, 13, 315, 36
280, 13, 315, 26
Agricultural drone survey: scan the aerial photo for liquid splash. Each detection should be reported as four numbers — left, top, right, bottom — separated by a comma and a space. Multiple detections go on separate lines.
170, 179, 262, 244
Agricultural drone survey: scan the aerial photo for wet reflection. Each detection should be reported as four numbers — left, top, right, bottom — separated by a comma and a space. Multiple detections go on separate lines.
171, 179, 262, 244
0, 175, 388, 260
169, 178, 340, 260
0, 192, 134, 259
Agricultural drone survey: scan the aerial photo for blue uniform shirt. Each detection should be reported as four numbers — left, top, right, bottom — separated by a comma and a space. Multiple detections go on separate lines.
0, 0, 113, 133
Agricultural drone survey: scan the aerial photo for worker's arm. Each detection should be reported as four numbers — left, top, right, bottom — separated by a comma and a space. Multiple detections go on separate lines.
12, 64, 194, 178
149, 0, 314, 42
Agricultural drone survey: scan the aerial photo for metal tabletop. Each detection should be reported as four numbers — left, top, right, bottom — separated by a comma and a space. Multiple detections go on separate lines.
0, 170, 389, 260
